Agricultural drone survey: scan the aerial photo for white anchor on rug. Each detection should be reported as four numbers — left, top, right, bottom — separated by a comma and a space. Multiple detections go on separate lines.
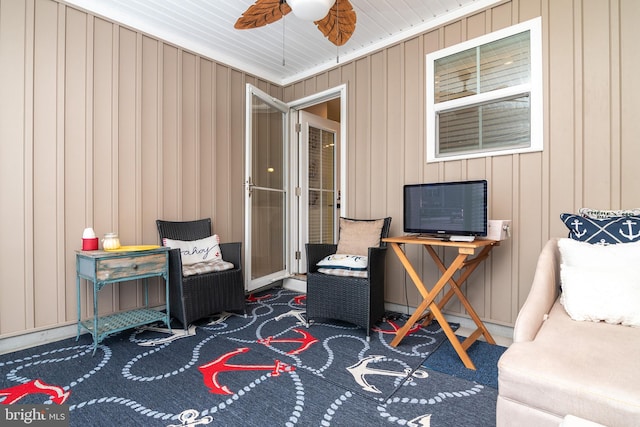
167, 409, 212, 427
206, 311, 236, 325
408, 414, 432, 427
346, 355, 429, 394
136, 325, 197, 347
274, 309, 308, 325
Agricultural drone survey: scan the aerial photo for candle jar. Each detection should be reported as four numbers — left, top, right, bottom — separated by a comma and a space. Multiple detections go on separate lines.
102, 232, 121, 250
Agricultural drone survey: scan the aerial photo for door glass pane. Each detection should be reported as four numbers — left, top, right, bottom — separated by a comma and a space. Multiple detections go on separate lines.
252, 97, 284, 189
251, 190, 285, 279
250, 94, 286, 280
308, 125, 335, 244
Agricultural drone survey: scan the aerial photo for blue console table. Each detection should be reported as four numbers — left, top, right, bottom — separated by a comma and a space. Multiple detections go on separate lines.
75, 247, 171, 354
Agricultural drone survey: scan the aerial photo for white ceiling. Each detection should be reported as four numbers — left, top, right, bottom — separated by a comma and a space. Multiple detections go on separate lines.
63, 0, 501, 85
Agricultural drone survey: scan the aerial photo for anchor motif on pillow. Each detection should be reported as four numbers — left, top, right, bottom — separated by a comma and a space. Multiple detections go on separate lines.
561, 213, 640, 244
619, 218, 640, 240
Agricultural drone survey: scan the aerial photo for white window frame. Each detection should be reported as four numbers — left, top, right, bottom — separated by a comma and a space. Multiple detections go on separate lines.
426, 17, 543, 163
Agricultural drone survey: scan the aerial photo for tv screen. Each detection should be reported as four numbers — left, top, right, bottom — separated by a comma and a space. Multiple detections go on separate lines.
403, 180, 488, 237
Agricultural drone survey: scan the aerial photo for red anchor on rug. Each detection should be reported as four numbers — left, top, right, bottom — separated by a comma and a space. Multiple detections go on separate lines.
246, 293, 272, 303
293, 294, 306, 305
372, 319, 421, 335
198, 347, 295, 395
0, 379, 70, 405
257, 328, 318, 355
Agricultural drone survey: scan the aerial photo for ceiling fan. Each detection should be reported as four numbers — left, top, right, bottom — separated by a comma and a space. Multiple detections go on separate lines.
235, 0, 357, 47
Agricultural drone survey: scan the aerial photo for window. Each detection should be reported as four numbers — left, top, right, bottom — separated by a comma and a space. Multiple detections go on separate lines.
426, 18, 542, 162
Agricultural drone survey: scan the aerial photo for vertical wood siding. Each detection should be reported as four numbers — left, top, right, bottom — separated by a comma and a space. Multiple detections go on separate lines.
0, 0, 277, 337
1, 0, 639, 338
282, 0, 640, 326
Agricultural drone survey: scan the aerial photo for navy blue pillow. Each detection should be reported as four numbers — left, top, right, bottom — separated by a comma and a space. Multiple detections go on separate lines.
560, 213, 640, 244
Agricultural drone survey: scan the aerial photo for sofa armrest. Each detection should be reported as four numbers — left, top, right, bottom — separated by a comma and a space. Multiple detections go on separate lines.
512, 237, 562, 343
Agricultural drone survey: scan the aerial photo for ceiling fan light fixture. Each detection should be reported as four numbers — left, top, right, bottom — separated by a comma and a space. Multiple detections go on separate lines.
287, 0, 336, 21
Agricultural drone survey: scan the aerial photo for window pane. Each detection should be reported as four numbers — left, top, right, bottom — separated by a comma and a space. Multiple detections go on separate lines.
479, 32, 530, 92
481, 96, 530, 149
438, 95, 531, 156
434, 31, 530, 103
435, 48, 477, 103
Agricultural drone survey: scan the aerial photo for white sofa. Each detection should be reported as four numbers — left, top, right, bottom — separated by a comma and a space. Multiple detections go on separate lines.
496, 238, 640, 426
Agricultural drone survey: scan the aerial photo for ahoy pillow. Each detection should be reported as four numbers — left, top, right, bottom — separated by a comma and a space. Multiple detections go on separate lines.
163, 234, 223, 265
560, 214, 640, 244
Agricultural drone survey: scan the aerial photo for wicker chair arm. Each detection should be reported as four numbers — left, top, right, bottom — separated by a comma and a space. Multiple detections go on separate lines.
306, 243, 338, 272
166, 247, 184, 286
367, 246, 388, 277
220, 242, 242, 268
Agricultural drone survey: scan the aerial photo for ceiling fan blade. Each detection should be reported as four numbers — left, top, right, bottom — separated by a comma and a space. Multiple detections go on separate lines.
235, 0, 292, 30
315, 0, 356, 46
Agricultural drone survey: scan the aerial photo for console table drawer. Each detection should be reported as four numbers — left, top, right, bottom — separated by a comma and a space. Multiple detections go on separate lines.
96, 253, 166, 281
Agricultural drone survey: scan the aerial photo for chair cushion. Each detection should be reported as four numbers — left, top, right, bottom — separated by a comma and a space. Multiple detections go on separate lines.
317, 268, 368, 278
336, 218, 385, 256
163, 234, 223, 265
182, 259, 234, 277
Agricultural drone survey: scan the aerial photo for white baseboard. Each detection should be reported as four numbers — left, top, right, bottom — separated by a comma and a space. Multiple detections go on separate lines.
283, 276, 307, 293
0, 324, 80, 355
384, 301, 513, 345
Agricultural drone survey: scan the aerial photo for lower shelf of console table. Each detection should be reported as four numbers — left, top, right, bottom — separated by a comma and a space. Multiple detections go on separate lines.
78, 308, 168, 341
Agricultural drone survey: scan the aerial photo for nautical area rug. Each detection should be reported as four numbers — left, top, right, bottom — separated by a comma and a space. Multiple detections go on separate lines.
0, 287, 498, 426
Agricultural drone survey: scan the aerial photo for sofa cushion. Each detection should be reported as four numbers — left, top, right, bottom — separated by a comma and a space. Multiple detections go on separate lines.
498, 300, 640, 426
560, 213, 640, 244
558, 238, 640, 327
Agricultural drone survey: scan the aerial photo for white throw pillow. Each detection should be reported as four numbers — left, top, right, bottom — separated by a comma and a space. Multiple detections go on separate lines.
317, 254, 368, 271
163, 235, 223, 266
558, 238, 640, 327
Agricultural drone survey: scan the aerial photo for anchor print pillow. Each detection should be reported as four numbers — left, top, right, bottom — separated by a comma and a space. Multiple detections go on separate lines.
560, 213, 640, 244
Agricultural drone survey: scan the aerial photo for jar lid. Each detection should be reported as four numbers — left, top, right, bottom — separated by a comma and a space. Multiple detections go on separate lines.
104, 232, 118, 238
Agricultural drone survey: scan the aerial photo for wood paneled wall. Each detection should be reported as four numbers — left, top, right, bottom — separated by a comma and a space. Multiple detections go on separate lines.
283, 0, 640, 326
2, 0, 639, 340
0, 0, 279, 338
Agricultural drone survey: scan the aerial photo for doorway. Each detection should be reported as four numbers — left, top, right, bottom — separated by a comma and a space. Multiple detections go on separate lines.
244, 84, 346, 292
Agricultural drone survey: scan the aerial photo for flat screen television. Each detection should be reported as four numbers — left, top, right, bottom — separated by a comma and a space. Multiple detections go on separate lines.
403, 180, 488, 240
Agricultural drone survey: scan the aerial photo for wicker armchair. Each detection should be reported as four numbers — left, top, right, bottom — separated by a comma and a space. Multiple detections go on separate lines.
156, 218, 245, 327
305, 217, 392, 340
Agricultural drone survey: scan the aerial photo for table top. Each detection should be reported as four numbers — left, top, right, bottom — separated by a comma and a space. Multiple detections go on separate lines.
76, 246, 169, 258
383, 235, 498, 248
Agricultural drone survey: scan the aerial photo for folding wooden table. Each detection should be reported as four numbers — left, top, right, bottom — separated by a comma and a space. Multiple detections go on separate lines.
383, 236, 499, 370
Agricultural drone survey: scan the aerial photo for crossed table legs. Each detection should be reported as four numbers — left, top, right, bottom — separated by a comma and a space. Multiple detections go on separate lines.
383, 237, 499, 370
